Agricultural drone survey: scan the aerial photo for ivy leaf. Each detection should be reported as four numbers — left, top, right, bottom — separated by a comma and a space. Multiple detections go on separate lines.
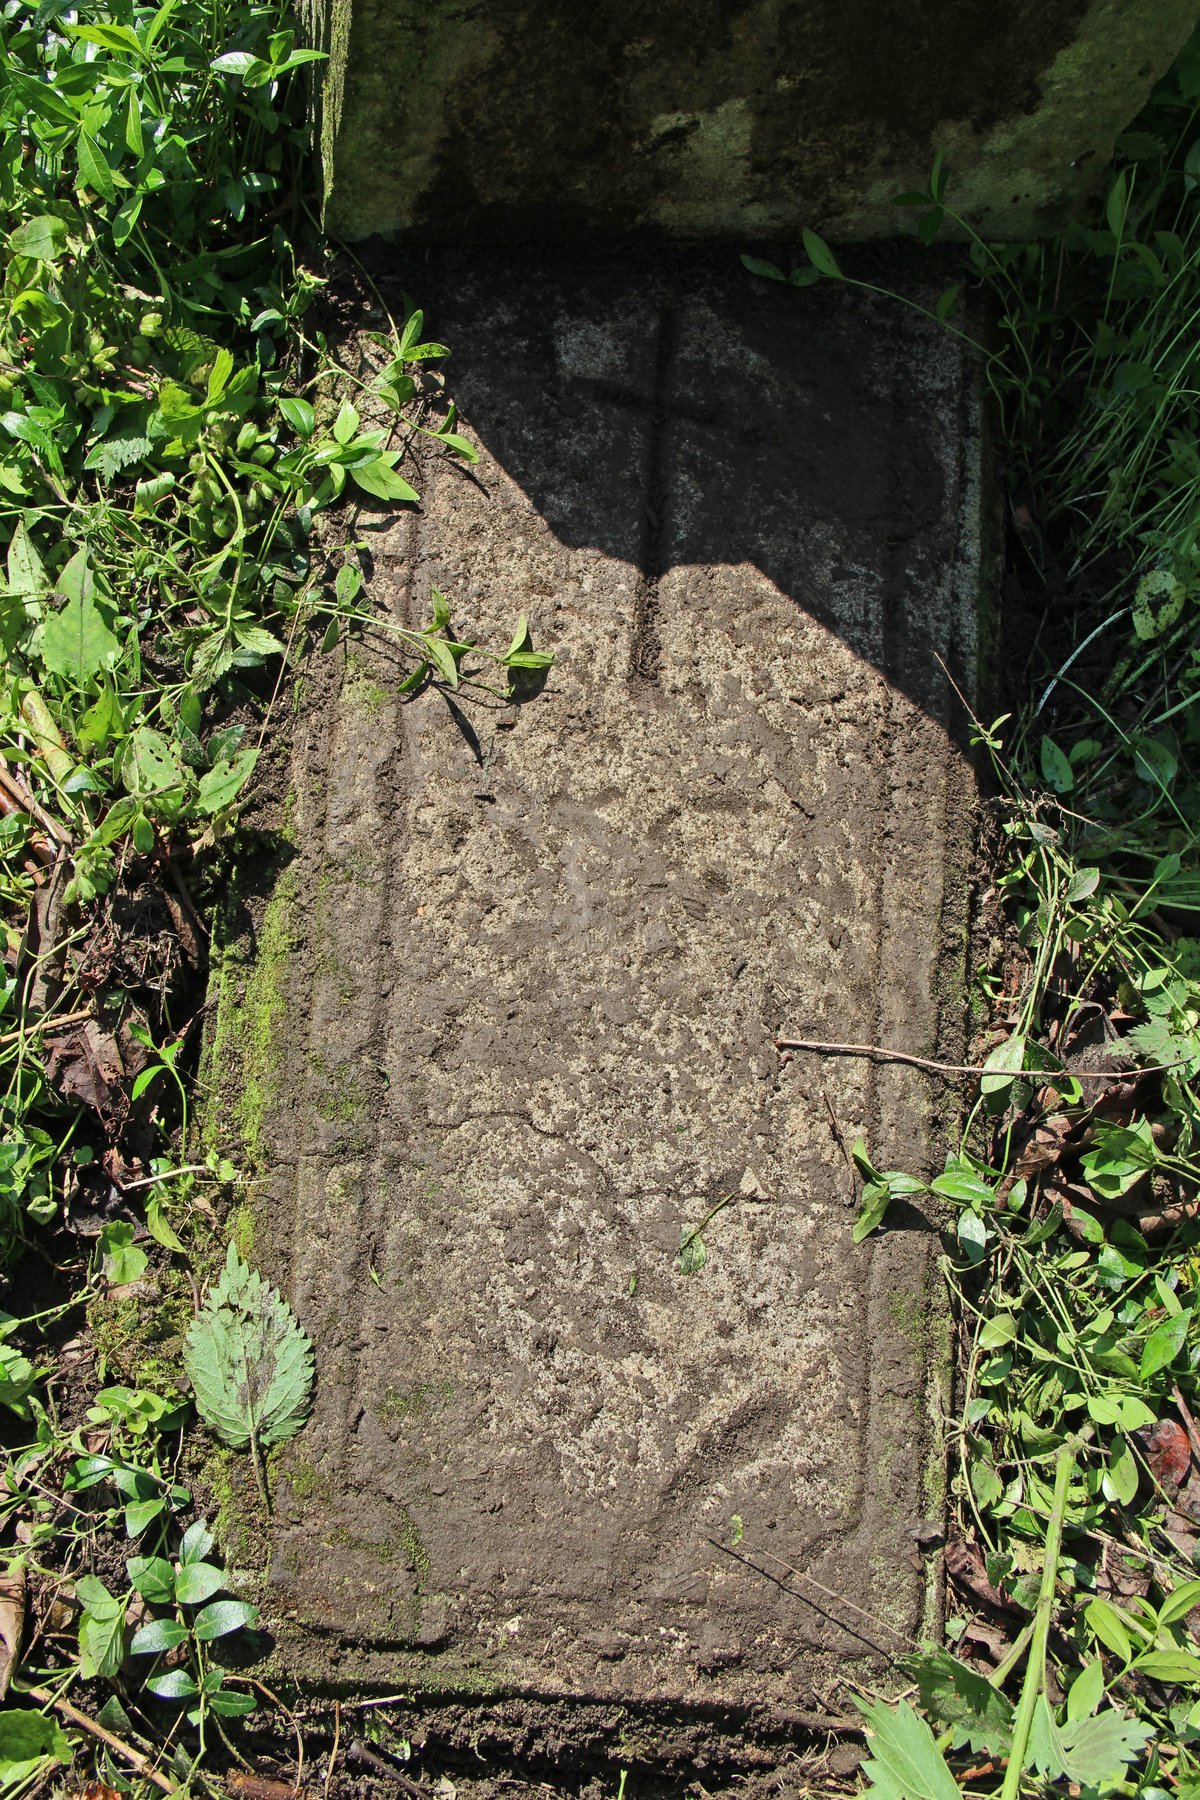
184, 1244, 314, 1505
856, 1697, 960, 1800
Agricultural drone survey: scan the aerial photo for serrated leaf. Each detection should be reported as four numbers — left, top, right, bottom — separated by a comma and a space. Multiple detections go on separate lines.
903, 1649, 1014, 1754
1029, 1694, 1152, 1784
185, 1245, 314, 1478
856, 1697, 960, 1800
84, 430, 152, 482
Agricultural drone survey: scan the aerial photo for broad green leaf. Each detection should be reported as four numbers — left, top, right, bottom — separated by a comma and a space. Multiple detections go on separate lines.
741, 255, 785, 281
678, 1227, 707, 1275
211, 51, 263, 75
332, 401, 359, 444
1085, 1598, 1135, 1662
195, 748, 259, 816
147, 1668, 199, 1700
1140, 1309, 1189, 1380
350, 456, 419, 503
278, 396, 315, 437
1101, 1436, 1138, 1506
956, 1211, 988, 1262
0, 1712, 72, 1784
120, 727, 183, 799
1132, 567, 1186, 640
424, 633, 461, 688
980, 1033, 1026, 1100
1066, 1658, 1105, 1724
192, 1598, 258, 1640
79, 1597, 128, 1678
856, 1696, 959, 1800
98, 1221, 148, 1286
8, 214, 67, 261
179, 1520, 214, 1565
184, 1245, 314, 1468
802, 229, 843, 280
173, 1561, 223, 1606
1040, 736, 1073, 793
7, 517, 47, 594
977, 1311, 1017, 1351
130, 1616, 188, 1655
40, 555, 118, 683
969, 1457, 1003, 1510
127, 1555, 174, 1603
853, 1178, 891, 1243
1134, 1648, 1200, 1681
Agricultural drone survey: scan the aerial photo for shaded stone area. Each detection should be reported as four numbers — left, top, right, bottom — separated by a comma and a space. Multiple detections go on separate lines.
248, 253, 982, 1757
300, 0, 1194, 243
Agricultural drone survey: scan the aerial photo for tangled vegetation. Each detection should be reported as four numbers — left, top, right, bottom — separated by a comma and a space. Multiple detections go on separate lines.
750, 29, 1200, 1797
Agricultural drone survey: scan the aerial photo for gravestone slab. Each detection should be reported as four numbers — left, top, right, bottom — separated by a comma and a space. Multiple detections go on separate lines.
299, 0, 1195, 243
233, 252, 984, 1757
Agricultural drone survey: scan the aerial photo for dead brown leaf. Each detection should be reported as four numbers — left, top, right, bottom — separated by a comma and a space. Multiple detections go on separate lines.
945, 1538, 1023, 1616
0, 1564, 26, 1700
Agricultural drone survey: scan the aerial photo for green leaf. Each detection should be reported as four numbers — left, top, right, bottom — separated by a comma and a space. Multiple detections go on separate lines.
77, 130, 117, 202
1140, 1309, 1189, 1380
130, 1616, 189, 1655
0, 1711, 72, 1785
903, 1649, 1014, 1754
79, 1596, 128, 1678
279, 397, 315, 437
1132, 568, 1186, 641
1040, 736, 1074, 793
211, 50, 262, 75
8, 214, 68, 261
127, 1555, 175, 1604
120, 727, 183, 800
1134, 1648, 1200, 1681
740, 255, 786, 281
40, 554, 118, 683
980, 1033, 1026, 1100
424, 634, 461, 688
147, 1668, 199, 1701
1029, 1692, 1152, 1785
970, 1457, 1003, 1510
977, 1311, 1017, 1351
856, 1697, 960, 1800
98, 1221, 148, 1286
184, 1244, 314, 1466
853, 1178, 892, 1243
6, 518, 47, 595
802, 229, 843, 280
350, 457, 420, 503
1158, 1577, 1200, 1625
195, 748, 259, 820
678, 1227, 707, 1275
1101, 1435, 1138, 1506
192, 1598, 258, 1640
84, 430, 153, 482
1085, 1598, 1134, 1662
174, 1560, 223, 1606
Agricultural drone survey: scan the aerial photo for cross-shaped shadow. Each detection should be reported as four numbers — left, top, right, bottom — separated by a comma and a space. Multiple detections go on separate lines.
364, 243, 982, 733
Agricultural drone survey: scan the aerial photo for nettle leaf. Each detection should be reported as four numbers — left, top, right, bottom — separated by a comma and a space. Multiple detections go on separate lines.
903, 1649, 1014, 1754
1028, 1694, 1152, 1785
185, 1244, 314, 1478
856, 1697, 959, 1800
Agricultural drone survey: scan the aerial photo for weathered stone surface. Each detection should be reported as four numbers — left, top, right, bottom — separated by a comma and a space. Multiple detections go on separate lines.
299, 0, 1194, 243
235, 252, 982, 1755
